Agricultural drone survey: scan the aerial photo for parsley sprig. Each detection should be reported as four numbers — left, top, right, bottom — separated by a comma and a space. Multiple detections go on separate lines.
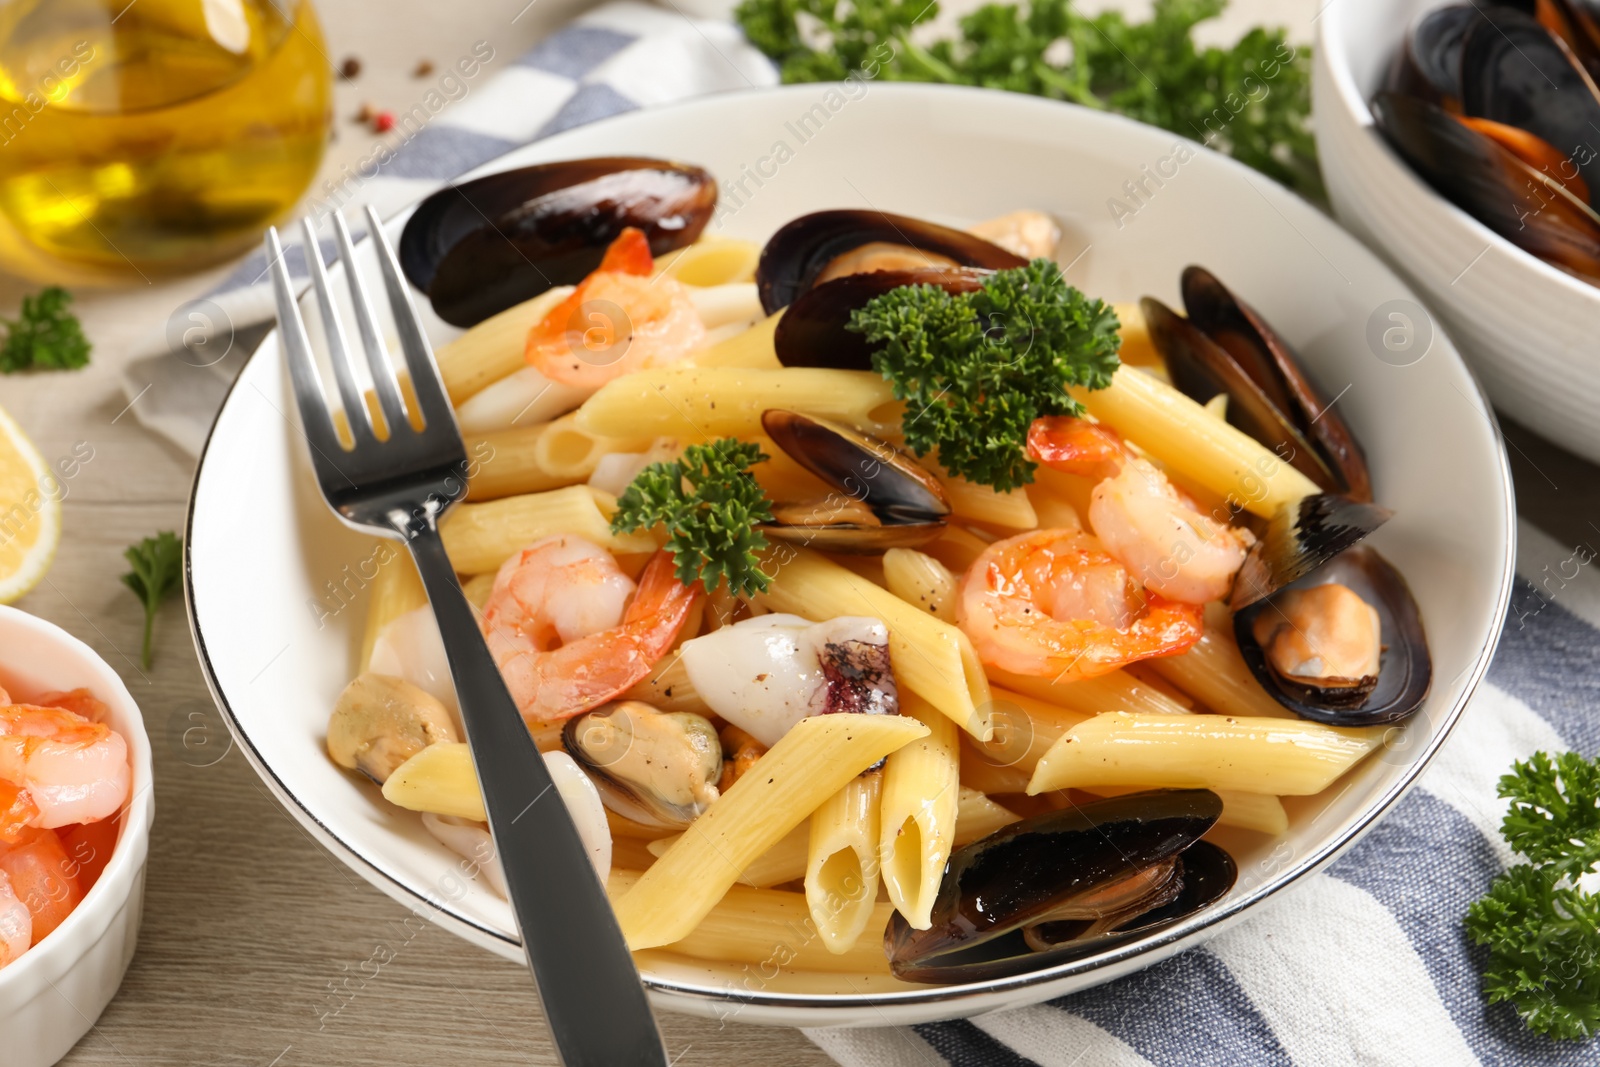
1, 287, 91, 373
1466, 750, 1600, 1041
846, 259, 1119, 492
122, 532, 183, 670
736, 0, 1322, 200
611, 439, 774, 597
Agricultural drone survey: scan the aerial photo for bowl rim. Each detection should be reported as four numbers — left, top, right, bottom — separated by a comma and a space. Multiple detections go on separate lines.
1314, 0, 1600, 307
0, 604, 155, 993
183, 81, 1520, 1015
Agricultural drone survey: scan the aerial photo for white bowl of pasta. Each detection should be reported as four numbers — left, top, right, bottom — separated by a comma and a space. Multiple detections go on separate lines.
186, 84, 1515, 1026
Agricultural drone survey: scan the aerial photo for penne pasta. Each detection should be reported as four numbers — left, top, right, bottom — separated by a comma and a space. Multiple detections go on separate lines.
934, 463, 1039, 530
1145, 603, 1297, 719
613, 712, 929, 949
575, 367, 901, 441
878, 697, 959, 929
1072, 365, 1320, 519
953, 787, 1021, 845
651, 782, 1020, 887
607, 870, 894, 975
1027, 712, 1388, 796
1082, 784, 1289, 836
382, 742, 483, 821
689, 311, 782, 369
532, 412, 652, 484
923, 524, 993, 572
436, 286, 573, 405
441, 485, 658, 575
755, 545, 995, 741
465, 424, 565, 501
1023, 481, 1082, 532
881, 548, 958, 624
654, 237, 761, 287
1112, 301, 1163, 369
359, 545, 425, 672
806, 770, 883, 953
988, 666, 1192, 719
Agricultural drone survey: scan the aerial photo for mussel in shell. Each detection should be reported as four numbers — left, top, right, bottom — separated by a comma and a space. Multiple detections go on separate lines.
1372, 92, 1600, 282
562, 701, 722, 829
886, 789, 1234, 983
399, 157, 716, 327
1142, 295, 1343, 497
755, 209, 1025, 313
773, 267, 990, 371
1229, 495, 1430, 726
1376, 4, 1600, 285
759, 409, 950, 551
1180, 267, 1372, 502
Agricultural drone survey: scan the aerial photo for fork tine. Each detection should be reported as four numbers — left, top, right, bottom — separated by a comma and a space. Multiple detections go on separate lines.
365, 204, 458, 435
301, 218, 377, 445
332, 210, 409, 435
265, 227, 344, 463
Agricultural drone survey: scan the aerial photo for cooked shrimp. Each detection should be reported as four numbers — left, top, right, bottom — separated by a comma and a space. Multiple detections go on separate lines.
958, 528, 1203, 682
0, 827, 82, 944
482, 538, 699, 722
967, 210, 1061, 259
1028, 416, 1251, 604
0, 870, 29, 969
0, 704, 130, 837
525, 228, 705, 389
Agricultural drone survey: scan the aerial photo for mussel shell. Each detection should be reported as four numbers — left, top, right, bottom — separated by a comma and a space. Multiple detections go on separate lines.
1372, 91, 1600, 283
1535, 0, 1600, 77
773, 267, 990, 371
1460, 6, 1600, 208
897, 842, 1237, 983
1234, 546, 1432, 726
1230, 493, 1394, 612
1387, 4, 1480, 108
761, 408, 950, 538
1180, 267, 1372, 502
755, 209, 1025, 313
561, 702, 722, 829
886, 789, 1224, 980
1142, 297, 1340, 493
400, 157, 716, 327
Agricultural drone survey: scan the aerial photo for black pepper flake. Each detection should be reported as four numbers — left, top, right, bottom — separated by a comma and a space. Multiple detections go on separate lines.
414, 59, 436, 77
340, 56, 362, 79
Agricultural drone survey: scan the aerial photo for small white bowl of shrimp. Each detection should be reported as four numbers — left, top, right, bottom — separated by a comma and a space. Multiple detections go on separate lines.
0, 605, 153, 1067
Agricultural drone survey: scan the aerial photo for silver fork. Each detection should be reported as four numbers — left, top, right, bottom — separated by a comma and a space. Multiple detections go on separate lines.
266, 208, 668, 1067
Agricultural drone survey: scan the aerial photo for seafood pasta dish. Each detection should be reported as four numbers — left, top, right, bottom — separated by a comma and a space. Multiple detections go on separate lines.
325, 156, 1431, 984
0, 678, 130, 971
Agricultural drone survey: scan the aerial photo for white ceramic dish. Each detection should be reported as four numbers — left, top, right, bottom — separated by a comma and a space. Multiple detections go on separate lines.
0, 606, 154, 1067
1314, 0, 1600, 464
186, 84, 1516, 1027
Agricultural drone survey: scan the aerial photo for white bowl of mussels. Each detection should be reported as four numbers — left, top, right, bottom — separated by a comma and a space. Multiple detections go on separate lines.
186, 84, 1516, 1026
1314, 0, 1600, 464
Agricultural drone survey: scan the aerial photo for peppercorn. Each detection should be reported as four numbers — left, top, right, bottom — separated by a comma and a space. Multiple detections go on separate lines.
373, 110, 395, 134
413, 59, 435, 77
339, 56, 362, 79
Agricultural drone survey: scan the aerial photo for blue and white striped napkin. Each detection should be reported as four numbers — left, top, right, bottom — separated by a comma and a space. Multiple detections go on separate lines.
134, 6, 1600, 1063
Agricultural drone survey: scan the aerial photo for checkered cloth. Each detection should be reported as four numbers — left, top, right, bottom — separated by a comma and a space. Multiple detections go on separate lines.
129, 6, 1600, 1064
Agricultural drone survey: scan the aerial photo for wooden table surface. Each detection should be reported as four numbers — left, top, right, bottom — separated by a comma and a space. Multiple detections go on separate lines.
2, 0, 1594, 1063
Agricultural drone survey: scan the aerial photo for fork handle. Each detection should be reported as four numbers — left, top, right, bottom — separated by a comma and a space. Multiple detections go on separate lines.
404, 523, 669, 1067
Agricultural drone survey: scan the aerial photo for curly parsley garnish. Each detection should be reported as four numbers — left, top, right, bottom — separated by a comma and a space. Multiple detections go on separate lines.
1465, 750, 1600, 1041
846, 259, 1119, 493
122, 531, 183, 669
611, 438, 774, 597
1, 287, 91, 373
736, 0, 1321, 201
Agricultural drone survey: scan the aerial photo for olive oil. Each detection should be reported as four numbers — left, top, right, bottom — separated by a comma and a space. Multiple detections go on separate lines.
0, 0, 330, 283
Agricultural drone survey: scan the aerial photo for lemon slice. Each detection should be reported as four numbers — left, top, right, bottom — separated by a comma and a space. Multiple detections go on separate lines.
0, 404, 60, 603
